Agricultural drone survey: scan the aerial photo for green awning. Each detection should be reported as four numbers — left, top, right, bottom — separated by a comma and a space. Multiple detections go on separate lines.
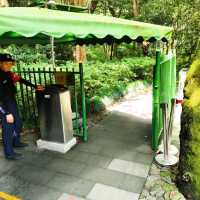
0, 7, 173, 45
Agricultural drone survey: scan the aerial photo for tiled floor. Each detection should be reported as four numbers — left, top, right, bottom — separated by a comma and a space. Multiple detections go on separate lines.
0, 91, 153, 200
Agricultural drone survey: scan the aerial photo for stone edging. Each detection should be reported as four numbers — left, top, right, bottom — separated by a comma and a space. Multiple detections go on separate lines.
139, 163, 186, 200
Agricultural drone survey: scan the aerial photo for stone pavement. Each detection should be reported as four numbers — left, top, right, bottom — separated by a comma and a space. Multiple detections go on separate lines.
0, 90, 153, 200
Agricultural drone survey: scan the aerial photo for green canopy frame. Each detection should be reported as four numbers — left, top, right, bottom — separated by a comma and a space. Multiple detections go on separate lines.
0, 7, 174, 149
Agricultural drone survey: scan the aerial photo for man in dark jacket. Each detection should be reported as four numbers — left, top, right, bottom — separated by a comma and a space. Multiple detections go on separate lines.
0, 53, 38, 160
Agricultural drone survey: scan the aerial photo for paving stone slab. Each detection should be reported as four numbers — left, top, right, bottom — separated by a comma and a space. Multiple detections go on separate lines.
99, 146, 128, 158
119, 174, 146, 194
26, 185, 62, 200
134, 144, 153, 154
47, 158, 86, 176
75, 143, 102, 154
108, 159, 150, 178
58, 149, 80, 160
0, 174, 61, 200
0, 158, 17, 176
87, 183, 140, 200
11, 165, 56, 186
60, 150, 112, 169
0, 174, 31, 195
80, 166, 125, 188
133, 152, 153, 165
21, 151, 55, 167
47, 173, 95, 197
87, 154, 112, 168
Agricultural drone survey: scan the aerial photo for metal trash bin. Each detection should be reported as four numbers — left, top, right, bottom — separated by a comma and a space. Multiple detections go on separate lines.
36, 85, 76, 153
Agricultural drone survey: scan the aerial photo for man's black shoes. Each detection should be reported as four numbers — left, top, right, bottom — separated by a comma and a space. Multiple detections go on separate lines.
6, 152, 23, 160
13, 142, 28, 148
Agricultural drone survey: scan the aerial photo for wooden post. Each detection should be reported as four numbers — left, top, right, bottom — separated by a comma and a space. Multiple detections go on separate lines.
0, 0, 9, 7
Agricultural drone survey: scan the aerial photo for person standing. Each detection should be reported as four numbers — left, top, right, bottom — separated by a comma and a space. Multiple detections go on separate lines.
0, 53, 38, 160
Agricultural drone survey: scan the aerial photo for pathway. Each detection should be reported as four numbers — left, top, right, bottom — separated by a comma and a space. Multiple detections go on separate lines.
0, 89, 153, 200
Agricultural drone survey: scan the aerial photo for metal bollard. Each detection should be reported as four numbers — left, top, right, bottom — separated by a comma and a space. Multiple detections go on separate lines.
155, 103, 178, 166
158, 99, 179, 156
162, 103, 169, 160
167, 98, 179, 155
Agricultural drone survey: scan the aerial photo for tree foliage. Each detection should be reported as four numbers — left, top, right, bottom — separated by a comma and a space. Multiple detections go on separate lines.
2, 0, 199, 66
91, 0, 200, 65
139, 0, 200, 65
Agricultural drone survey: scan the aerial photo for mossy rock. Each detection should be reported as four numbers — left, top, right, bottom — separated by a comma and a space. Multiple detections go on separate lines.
178, 58, 200, 199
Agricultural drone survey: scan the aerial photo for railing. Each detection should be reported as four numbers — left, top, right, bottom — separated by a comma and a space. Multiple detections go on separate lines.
14, 64, 88, 140
7, 0, 31, 7
14, 67, 76, 126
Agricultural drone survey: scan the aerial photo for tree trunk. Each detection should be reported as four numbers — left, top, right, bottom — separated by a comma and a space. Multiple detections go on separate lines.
89, 0, 98, 13
0, 0, 9, 7
132, 0, 139, 17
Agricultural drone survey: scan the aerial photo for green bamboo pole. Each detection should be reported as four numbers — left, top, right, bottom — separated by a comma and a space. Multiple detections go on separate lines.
79, 63, 88, 141
152, 51, 161, 150
160, 55, 171, 104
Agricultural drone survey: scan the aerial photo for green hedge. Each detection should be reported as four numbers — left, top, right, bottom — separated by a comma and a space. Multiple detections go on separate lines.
83, 57, 154, 113
84, 57, 154, 98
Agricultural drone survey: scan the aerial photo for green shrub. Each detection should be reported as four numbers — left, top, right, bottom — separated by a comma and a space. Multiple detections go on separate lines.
178, 58, 200, 200
83, 57, 154, 100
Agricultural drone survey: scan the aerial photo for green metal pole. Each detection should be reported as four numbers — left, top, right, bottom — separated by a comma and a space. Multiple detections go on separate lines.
160, 55, 171, 104
74, 75, 80, 136
152, 51, 161, 150
79, 63, 88, 141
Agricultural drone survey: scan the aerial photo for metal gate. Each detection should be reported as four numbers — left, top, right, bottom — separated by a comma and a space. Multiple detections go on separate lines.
14, 64, 88, 141
14, 67, 67, 125
152, 50, 176, 150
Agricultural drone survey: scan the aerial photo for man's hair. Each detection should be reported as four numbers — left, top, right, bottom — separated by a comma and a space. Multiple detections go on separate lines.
0, 53, 15, 62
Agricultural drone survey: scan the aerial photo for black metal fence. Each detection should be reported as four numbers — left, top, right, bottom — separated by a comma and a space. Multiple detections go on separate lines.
13, 63, 87, 139
14, 67, 76, 127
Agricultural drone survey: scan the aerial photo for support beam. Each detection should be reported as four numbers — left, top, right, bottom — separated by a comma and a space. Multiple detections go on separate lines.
79, 63, 88, 141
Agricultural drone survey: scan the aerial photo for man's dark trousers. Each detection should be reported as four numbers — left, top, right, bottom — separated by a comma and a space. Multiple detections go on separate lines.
1, 100, 22, 156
